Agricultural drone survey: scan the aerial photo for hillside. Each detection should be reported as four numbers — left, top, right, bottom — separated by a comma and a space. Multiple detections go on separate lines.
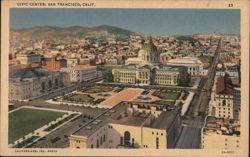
10, 25, 135, 41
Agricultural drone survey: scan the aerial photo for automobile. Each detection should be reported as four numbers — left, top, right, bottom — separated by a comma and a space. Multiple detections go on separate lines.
202, 89, 207, 92
51, 136, 61, 143
64, 134, 69, 138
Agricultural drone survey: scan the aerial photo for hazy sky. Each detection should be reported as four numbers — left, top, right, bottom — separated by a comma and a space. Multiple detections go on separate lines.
10, 9, 240, 35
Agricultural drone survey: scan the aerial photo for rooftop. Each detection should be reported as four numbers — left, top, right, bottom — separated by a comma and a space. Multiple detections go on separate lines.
149, 109, 179, 130
167, 57, 203, 65
72, 102, 129, 137
72, 101, 179, 137
112, 111, 150, 126
216, 74, 233, 95
9, 68, 55, 79
203, 116, 240, 136
74, 65, 96, 70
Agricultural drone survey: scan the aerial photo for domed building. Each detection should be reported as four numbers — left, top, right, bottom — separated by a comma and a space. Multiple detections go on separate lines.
139, 37, 160, 64
112, 37, 188, 86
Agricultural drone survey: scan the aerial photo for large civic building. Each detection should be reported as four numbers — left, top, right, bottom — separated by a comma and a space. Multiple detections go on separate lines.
112, 37, 188, 86
165, 57, 204, 76
9, 68, 70, 100
69, 101, 182, 149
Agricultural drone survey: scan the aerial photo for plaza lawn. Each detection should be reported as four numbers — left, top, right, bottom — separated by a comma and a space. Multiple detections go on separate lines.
80, 84, 114, 93
63, 94, 94, 102
9, 108, 65, 144
153, 89, 181, 100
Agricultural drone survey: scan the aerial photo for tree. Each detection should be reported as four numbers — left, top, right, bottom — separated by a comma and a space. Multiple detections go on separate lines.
133, 142, 140, 148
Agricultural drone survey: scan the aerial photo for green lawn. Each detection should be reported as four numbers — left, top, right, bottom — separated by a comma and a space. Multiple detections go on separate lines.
63, 94, 94, 102
79, 83, 114, 93
9, 108, 65, 144
153, 90, 180, 100
81, 85, 114, 93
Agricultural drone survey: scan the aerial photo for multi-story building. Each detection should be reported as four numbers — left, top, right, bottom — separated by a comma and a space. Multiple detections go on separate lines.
43, 57, 67, 71
16, 53, 41, 65
212, 74, 234, 119
201, 116, 240, 149
9, 68, 70, 100
112, 37, 188, 86
61, 65, 101, 82
165, 56, 204, 76
233, 87, 241, 119
112, 65, 186, 86
69, 101, 182, 149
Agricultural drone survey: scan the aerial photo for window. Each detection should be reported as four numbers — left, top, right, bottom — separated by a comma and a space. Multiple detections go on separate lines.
124, 131, 131, 146
103, 135, 106, 142
161, 133, 163, 136
96, 139, 99, 148
222, 100, 226, 106
152, 132, 154, 135
156, 137, 159, 149
91, 144, 93, 148
100, 136, 103, 145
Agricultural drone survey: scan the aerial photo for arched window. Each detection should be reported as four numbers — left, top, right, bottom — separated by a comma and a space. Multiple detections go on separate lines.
124, 131, 131, 146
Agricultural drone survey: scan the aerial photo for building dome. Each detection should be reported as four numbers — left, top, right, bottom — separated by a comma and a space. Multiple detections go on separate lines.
143, 37, 158, 53
140, 36, 160, 63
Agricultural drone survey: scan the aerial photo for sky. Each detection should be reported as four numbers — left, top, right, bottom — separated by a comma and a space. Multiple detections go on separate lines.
10, 9, 240, 35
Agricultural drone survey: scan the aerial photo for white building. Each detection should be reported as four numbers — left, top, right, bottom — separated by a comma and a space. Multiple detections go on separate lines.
61, 65, 101, 83
16, 53, 41, 65
113, 37, 188, 86
165, 57, 204, 76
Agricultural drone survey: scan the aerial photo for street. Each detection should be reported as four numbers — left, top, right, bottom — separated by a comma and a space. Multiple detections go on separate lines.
175, 39, 221, 149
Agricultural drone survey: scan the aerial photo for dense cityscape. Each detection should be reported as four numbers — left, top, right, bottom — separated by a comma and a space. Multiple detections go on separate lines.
8, 24, 241, 149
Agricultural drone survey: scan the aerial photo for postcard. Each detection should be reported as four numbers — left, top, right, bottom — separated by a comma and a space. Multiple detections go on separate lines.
1, 0, 249, 156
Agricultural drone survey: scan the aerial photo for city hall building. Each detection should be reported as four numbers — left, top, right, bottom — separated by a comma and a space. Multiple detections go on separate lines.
112, 37, 188, 86
69, 101, 182, 149
9, 68, 70, 100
